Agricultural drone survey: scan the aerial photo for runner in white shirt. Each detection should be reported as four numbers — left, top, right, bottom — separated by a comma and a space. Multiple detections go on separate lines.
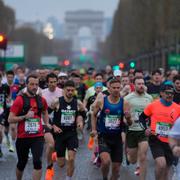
42, 73, 63, 180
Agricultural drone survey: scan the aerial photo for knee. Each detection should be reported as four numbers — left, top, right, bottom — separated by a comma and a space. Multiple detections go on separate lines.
33, 160, 42, 170
139, 154, 147, 163
57, 159, 65, 168
112, 165, 120, 175
128, 155, 137, 164
101, 157, 111, 167
17, 160, 28, 171
156, 160, 166, 171
47, 142, 55, 150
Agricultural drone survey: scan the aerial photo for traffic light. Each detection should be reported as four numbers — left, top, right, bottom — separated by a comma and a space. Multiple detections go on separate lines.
63, 59, 70, 66
0, 34, 7, 50
119, 62, 125, 69
130, 61, 136, 68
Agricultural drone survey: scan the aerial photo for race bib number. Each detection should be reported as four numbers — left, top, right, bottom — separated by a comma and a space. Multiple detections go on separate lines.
25, 118, 40, 134
61, 112, 75, 126
105, 115, 120, 129
156, 122, 171, 137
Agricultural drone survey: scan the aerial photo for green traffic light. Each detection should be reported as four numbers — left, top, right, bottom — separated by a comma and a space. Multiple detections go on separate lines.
130, 62, 135, 68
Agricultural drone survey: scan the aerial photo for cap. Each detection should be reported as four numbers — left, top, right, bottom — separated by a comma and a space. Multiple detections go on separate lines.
160, 81, 174, 92
94, 82, 103, 88
113, 69, 122, 77
58, 72, 68, 77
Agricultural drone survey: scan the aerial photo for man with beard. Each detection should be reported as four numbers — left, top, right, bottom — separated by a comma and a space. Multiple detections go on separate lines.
53, 80, 85, 180
8, 74, 50, 180
124, 77, 152, 180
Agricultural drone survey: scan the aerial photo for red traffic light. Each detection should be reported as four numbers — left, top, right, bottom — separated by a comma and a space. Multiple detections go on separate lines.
0, 34, 7, 50
119, 62, 125, 69
64, 59, 70, 66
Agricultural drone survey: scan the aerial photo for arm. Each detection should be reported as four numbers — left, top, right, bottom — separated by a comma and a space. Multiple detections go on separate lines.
123, 100, 132, 126
91, 94, 103, 135
8, 112, 26, 123
42, 109, 50, 125
169, 137, 180, 157
77, 100, 86, 128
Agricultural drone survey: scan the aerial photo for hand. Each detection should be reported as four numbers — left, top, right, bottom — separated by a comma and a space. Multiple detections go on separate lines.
90, 130, 97, 137
25, 109, 34, 119
124, 111, 132, 125
172, 146, 180, 157
53, 125, 63, 134
124, 111, 131, 119
145, 128, 151, 137
77, 122, 83, 131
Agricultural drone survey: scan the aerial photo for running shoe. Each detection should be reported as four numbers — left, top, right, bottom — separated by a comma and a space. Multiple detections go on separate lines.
45, 167, 54, 180
134, 166, 140, 176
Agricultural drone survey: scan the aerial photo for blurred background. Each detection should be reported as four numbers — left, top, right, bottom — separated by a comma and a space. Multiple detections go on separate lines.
0, 0, 179, 71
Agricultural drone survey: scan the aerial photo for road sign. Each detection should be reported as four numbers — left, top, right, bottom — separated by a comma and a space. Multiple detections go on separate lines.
40, 56, 58, 68
168, 54, 180, 70
5, 44, 24, 62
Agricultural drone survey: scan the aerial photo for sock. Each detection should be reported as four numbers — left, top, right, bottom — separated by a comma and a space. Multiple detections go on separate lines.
47, 163, 53, 169
66, 176, 72, 180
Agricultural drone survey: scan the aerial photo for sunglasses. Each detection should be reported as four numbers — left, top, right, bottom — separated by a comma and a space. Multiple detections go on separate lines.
164, 91, 174, 95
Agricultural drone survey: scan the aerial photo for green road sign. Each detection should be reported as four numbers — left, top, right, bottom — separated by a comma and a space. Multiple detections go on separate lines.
168, 54, 180, 70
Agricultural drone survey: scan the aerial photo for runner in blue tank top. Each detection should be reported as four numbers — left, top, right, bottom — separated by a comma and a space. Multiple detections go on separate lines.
91, 78, 131, 180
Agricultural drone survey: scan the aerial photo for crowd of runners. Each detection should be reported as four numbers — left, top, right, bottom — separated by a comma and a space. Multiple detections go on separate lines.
0, 65, 179, 180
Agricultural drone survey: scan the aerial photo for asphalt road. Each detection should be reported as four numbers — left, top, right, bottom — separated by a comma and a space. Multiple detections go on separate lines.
0, 130, 157, 180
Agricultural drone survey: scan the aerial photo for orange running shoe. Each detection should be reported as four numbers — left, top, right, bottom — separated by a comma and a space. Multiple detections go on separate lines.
51, 152, 57, 162
45, 168, 54, 180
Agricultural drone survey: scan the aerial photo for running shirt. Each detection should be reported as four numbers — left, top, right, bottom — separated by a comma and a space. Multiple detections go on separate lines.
42, 87, 63, 107
124, 92, 153, 131
42, 87, 63, 121
98, 96, 124, 134
10, 95, 48, 138
144, 99, 180, 143
53, 96, 78, 131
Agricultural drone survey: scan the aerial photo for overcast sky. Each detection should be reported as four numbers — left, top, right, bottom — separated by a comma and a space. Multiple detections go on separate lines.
4, 0, 119, 22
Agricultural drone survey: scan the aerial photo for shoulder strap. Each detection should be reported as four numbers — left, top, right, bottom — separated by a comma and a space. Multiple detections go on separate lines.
20, 94, 30, 115
35, 95, 43, 117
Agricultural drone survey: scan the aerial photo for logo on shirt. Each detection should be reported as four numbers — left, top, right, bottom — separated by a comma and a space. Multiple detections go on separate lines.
67, 105, 71, 110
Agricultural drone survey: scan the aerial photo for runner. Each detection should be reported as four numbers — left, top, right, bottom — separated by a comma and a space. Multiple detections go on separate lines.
42, 73, 63, 180
91, 78, 126, 180
139, 83, 180, 180
53, 80, 85, 180
8, 74, 50, 180
124, 77, 153, 180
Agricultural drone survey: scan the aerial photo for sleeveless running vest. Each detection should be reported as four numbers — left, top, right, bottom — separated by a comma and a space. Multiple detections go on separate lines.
98, 96, 124, 134
57, 96, 78, 130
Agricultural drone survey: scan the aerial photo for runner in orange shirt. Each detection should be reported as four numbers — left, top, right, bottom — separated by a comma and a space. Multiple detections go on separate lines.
139, 83, 180, 180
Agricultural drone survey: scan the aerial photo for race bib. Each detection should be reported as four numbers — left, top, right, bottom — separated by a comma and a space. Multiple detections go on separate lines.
25, 118, 40, 134
0, 104, 4, 115
105, 115, 120, 129
61, 111, 75, 126
156, 122, 171, 137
